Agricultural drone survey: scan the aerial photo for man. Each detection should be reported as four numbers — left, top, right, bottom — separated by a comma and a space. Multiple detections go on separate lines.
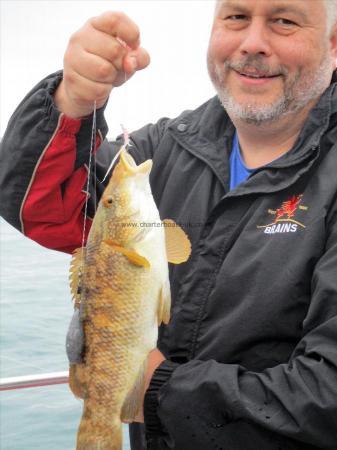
1, 0, 337, 449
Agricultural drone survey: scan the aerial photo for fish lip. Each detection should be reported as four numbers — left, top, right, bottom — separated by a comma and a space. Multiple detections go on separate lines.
120, 150, 152, 175
120, 150, 138, 174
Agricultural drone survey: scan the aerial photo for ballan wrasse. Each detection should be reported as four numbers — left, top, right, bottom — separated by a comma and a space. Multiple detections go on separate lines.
68, 148, 191, 450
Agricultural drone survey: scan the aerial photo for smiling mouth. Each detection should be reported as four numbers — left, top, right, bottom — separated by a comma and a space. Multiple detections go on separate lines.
237, 70, 280, 79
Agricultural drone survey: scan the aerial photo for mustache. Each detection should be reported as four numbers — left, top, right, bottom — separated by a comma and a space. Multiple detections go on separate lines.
224, 57, 288, 77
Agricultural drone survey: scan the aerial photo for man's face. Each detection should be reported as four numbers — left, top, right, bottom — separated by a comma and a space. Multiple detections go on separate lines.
207, 0, 337, 124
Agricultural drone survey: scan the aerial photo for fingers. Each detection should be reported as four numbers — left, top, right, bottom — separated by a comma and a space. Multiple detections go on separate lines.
68, 24, 127, 73
54, 10, 150, 118
111, 47, 150, 86
123, 47, 151, 75
65, 42, 122, 85
65, 43, 150, 90
90, 11, 140, 50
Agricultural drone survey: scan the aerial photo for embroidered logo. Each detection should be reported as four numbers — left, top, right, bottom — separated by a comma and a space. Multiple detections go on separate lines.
257, 194, 308, 234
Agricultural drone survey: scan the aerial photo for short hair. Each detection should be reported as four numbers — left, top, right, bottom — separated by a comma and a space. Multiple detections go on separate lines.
325, 0, 337, 34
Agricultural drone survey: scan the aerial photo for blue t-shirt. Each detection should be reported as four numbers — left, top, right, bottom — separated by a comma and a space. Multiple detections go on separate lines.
229, 131, 254, 190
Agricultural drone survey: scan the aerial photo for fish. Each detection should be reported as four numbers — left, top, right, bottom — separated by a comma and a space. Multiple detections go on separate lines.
68, 147, 191, 450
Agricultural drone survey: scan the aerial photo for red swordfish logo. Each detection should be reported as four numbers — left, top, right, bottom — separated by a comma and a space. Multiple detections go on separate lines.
257, 194, 307, 234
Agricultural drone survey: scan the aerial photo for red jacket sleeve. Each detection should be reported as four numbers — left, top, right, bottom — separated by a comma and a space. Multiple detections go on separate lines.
22, 114, 102, 253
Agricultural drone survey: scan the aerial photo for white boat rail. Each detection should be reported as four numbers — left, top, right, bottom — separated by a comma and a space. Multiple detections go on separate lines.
0, 371, 69, 391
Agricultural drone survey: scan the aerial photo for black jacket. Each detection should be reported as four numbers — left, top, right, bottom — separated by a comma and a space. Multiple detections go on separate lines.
1, 71, 337, 450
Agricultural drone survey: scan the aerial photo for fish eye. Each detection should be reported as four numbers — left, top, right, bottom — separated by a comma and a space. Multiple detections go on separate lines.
103, 196, 113, 207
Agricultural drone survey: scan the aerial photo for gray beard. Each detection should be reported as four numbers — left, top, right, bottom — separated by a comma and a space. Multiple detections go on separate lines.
209, 54, 332, 126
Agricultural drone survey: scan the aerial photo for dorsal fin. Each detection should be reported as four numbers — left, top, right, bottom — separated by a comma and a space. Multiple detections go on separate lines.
163, 219, 191, 264
69, 248, 85, 308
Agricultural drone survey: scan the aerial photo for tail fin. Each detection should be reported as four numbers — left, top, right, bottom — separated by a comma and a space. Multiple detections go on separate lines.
76, 413, 122, 450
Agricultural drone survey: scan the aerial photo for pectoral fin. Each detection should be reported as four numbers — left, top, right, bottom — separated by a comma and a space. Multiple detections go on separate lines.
163, 219, 191, 264
69, 248, 85, 308
69, 363, 87, 399
121, 358, 147, 423
103, 240, 150, 268
158, 279, 171, 325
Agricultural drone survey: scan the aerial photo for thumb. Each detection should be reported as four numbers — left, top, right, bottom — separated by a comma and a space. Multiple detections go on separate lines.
123, 47, 150, 74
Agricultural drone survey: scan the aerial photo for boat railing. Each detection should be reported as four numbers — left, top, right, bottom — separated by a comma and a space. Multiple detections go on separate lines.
0, 371, 69, 391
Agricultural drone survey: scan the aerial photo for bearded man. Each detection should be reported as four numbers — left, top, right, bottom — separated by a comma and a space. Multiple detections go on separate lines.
1, 1, 337, 449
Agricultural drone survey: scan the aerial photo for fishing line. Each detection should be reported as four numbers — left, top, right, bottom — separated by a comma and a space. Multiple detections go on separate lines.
93, 122, 97, 214
94, 157, 97, 214
100, 61, 131, 183
101, 145, 123, 183
101, 126, 130, 183
81, 100, 96, 251
79, 100, 97, 282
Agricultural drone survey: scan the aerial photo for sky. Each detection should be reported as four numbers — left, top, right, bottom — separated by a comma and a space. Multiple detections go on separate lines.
0, 0, 216, 138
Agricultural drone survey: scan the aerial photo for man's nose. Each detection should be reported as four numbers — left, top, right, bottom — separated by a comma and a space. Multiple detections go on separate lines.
239, 19, 272, 56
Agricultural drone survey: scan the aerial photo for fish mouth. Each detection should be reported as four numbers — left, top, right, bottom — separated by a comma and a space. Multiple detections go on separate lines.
122, 151, 137, 168
120, 150, 152, 175
120, 150, 137, 174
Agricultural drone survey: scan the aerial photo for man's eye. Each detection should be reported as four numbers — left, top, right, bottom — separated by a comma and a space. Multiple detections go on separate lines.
226, 15, 248, 21
273, 18, 297, 26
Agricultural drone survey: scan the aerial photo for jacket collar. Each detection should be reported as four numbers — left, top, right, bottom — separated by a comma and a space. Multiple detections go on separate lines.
168, 69, 337, 194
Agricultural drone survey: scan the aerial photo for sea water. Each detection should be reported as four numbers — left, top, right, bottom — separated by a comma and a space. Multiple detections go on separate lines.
0, 219, 131, 450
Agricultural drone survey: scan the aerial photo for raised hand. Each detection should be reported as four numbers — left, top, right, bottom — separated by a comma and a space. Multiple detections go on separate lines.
54, 11, 150, 118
